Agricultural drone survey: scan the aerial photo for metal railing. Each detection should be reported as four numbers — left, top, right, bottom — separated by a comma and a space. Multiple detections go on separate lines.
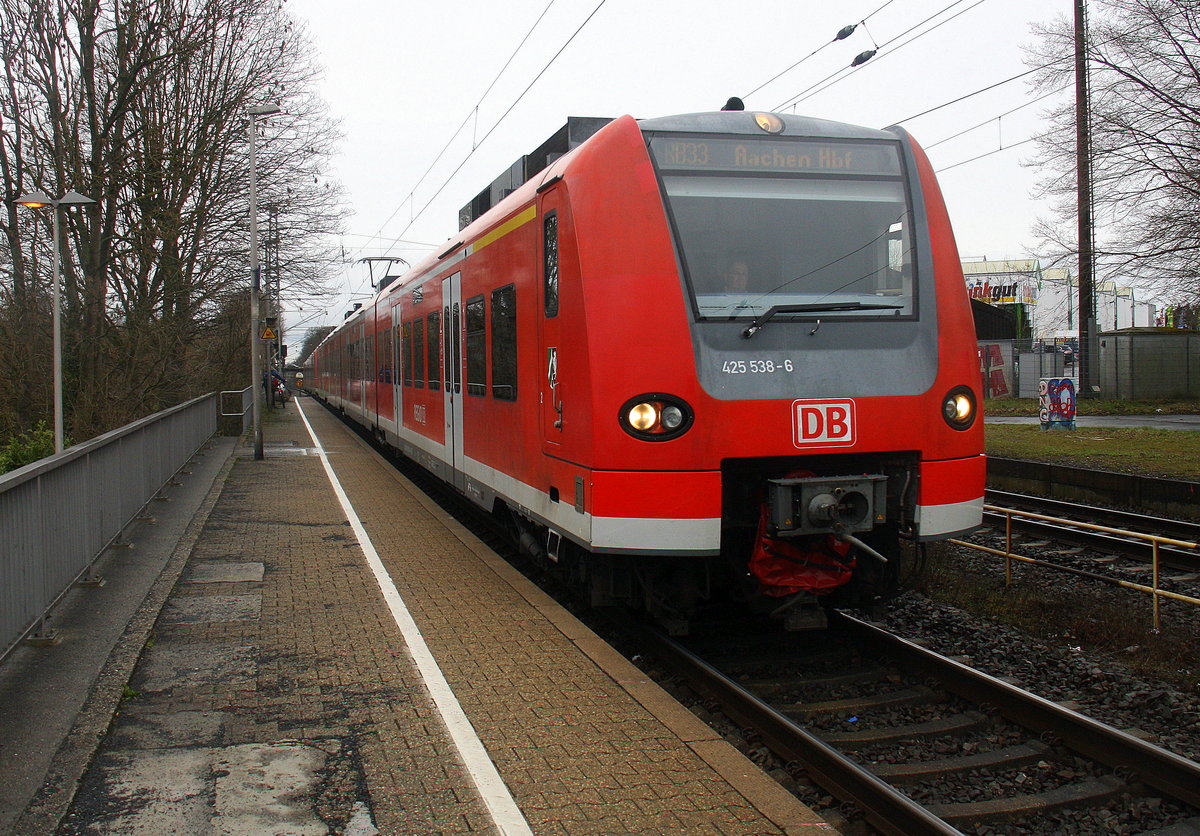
0, 393, 219, 661
220, 386, 253, 435
951, 505, 1200, 630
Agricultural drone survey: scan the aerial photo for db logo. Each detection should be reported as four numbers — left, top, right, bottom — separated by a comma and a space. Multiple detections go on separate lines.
792, 399, 855, 448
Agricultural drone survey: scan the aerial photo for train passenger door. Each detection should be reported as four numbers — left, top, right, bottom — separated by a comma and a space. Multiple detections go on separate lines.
538, 200, 563, 453
391, 302, 403, 431
442, 273, 465, 490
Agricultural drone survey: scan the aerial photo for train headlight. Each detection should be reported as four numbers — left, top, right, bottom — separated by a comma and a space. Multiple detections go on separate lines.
941, 386, 976, 430
627, 402, 658, 431
619, 394, 693, 441
754, 112, 785, 134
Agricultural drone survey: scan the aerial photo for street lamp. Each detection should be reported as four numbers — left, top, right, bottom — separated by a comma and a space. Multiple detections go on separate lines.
248, 103, 281, 461
12, 188, 96, 455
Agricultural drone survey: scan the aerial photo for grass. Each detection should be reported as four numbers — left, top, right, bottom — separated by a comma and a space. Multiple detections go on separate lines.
984, 396, 1200, 480
985, 424, 1200, 481
985, 397, 1200, 417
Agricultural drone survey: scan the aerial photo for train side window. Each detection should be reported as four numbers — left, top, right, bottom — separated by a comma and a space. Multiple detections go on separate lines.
543, 211, 559, 318
413, 319, 425, 388
401, 322, 413, 387
491, 284, 517, 401
427, 311, 441, 391
465, 294, 486, 396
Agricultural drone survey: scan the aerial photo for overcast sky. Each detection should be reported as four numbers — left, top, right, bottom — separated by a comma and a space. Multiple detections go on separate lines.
281, 0, 1075, 336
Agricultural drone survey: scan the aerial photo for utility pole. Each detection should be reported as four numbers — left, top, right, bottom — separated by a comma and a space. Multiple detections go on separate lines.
248, 104, 281, 460
271, 208, 283, 390
265, 206, 279, 408
1075, 0, 1097, 395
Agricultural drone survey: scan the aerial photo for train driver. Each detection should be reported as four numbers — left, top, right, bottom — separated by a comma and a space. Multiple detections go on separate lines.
723, 260, 750, 293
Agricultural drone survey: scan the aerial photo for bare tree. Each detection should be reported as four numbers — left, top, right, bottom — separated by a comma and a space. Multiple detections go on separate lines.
1026, 0, 1200, 305
294, 324, 333, 368
0, 0, 346, 439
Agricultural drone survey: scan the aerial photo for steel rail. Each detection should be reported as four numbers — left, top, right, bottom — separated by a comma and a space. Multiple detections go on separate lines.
958, 501, 1200, 629
833, 611, 1200, 811
979, 510, 1200, 571
611, 610, 965, 836
983, 504, 1199, 551
985, 488, 1200, 544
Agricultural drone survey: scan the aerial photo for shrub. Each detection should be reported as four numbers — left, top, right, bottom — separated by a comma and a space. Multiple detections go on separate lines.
0, 423, 58, 475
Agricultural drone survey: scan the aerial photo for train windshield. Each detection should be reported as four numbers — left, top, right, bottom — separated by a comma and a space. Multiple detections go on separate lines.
648, 135, 916, 320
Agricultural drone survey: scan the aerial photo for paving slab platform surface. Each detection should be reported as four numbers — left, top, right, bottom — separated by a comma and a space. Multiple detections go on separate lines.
7, 399, 831, 835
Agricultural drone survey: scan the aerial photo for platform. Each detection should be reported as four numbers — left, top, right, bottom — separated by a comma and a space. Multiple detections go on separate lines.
3, 398, 830, 835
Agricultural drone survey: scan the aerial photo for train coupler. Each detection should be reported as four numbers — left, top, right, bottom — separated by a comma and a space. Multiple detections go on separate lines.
767, 474, 888, 538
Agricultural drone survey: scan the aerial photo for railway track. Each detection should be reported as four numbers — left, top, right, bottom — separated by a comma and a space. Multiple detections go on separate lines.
343, 409, 1200, 831
980, 489, 1200, 577
984, 489, 1200, 545
615, 609, 1200, 835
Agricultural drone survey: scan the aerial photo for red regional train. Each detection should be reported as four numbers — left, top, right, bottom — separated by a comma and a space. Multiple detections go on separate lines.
311, 109, 985, 631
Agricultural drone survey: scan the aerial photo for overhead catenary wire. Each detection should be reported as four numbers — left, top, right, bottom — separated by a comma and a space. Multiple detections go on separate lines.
336, 231, 441, 247
891, 65, 1057, 128
330, 0, 565, 300
924, 87, 1065, 149
362, 0, 560, 257
745, 2, 1075, 181
774, 0, 990, 113
379, 0, 610, 261
740, 0, 898, 101
936, 131, 1045, 173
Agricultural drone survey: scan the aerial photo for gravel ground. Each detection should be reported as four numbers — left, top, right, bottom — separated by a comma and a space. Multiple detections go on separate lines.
859, 554, 1200, 834
879, 551, 1200, 764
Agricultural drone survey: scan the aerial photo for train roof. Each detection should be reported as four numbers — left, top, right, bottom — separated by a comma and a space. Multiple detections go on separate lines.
317, 109, 908, 351
458, 116, 614, 230
637, 111, 899, 142
457, 111, 901, 229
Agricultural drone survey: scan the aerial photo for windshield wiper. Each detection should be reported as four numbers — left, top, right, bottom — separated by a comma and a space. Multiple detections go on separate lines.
741, 302, 904, 339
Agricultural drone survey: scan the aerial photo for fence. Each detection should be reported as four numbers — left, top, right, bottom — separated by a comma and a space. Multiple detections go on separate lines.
0, 393, 219, 662
220, 386, 254, 435
981, 333, 1199, 400
981, 338, 1075, 398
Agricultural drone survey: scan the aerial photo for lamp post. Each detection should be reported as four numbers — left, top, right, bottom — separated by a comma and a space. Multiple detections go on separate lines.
13, 189, 96, 455
248, 103, 281, 461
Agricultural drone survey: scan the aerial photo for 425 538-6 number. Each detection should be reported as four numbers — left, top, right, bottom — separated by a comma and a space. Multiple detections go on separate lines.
721, 359, 794, 374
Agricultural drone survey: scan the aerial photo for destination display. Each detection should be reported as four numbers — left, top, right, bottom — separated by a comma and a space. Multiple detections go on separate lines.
650, 136, 902, 177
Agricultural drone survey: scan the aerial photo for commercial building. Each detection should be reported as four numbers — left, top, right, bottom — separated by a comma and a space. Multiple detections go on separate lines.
962, 258, 1156, 341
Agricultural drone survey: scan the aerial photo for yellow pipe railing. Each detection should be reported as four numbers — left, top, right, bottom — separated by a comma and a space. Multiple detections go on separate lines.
949, 504, 1200, 631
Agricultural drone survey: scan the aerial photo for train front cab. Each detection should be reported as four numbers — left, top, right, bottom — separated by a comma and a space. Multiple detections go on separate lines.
538, 112, 985, 626
311, 111, 985, 633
